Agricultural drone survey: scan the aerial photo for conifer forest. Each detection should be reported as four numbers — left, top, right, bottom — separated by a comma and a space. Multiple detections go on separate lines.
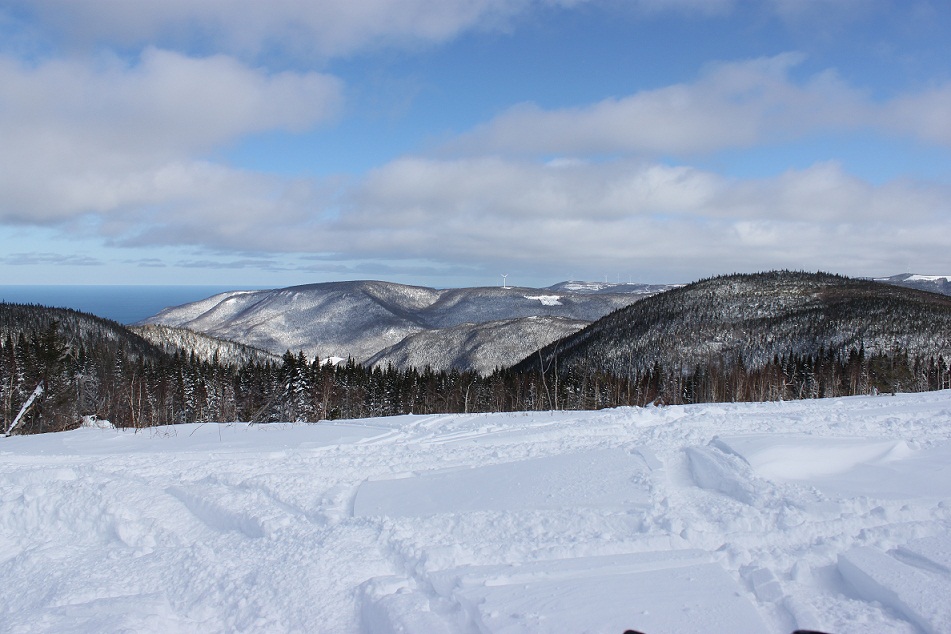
4, 293, 950, 435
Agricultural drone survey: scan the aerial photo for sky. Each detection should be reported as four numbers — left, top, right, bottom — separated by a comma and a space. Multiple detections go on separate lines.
1, 0, 950, 289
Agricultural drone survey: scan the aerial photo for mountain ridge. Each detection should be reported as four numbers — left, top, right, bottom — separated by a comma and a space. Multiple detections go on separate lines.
873, 273, 951, 296
516, 270, 951, 380
140, 280, 675, 372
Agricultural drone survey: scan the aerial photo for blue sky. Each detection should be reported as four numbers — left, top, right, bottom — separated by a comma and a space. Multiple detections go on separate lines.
1, 0, 950, 288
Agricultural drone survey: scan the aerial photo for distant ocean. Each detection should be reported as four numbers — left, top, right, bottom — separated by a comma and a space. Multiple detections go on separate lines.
0, 285, 264, 325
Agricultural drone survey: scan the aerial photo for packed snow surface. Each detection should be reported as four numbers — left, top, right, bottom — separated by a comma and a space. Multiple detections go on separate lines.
3, 392, 951, 633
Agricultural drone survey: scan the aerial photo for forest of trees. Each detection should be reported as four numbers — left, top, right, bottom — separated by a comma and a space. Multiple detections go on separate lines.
526, 271, 951, 380
3, 301, 949, 435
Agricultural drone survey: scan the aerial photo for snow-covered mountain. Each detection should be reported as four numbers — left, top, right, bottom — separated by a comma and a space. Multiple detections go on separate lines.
3, 391, 951, 632
874, 273, 951, 295
547, 280, 679, 295
1, 302, 167, 364
140, 280, 674, 372
365, 315, 588, 375
131, 324, 280, 365
521, 270, 951, 378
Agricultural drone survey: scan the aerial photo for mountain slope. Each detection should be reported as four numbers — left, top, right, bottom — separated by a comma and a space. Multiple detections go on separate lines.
130, 324, 279, 365
365, 316, 588, 375
1, 303, 288, 433
141, 280, 672, 369
417, 286, 638, 328
1, 303, 181, 433
518, 271, 951, 378
1, 302, 166, 363
141, 281, 440, 362
875, 273, 951, 296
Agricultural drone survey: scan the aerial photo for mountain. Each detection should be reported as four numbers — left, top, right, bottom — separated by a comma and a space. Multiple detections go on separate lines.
546, 281, 679, 295
0, 302, 275, 369
140, 280, 675, 372
1, 302, 166, 363
130, 324, 280, 365
139, 281, 440, 362
0, 303, 284, 434
518, 270, 951, 379
874, 273, 951, 296
365, 315, 588, 375
1, 302, 174, 433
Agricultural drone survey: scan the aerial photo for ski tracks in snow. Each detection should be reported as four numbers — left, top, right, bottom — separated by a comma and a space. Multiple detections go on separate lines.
2, 393, 951, 632
353, 396, 951, 633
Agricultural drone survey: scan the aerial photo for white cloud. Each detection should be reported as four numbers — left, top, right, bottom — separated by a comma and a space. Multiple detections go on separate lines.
886, 84, 951, 146
0, 49, 341, 224
453, 53, 951, 157
15, 0, 880, 64
0, 48, 341, 155
4, 112, 948, 282
0, 252, 103, 267
305, 156, 951, 281
451, 54, 868, 156
350, 156, 723, 223
6, 0, 590, 60
2, 27, 948, 285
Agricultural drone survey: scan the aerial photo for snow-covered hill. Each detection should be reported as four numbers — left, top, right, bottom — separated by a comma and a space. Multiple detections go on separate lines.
140, 280, 673, 372
2, 392, 950, 633
523, 270, 951, 378
131, 324, 280, 365
547, 280, 680, 295
874, 273, 951, 296
365, 315, 588, 375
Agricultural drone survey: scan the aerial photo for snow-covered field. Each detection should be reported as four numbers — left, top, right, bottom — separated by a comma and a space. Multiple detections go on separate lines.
3, 393, 951, 633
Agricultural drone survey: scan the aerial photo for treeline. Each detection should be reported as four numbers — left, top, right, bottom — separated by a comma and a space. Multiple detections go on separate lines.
549, 346, 951, 408
4, 309, 950, 435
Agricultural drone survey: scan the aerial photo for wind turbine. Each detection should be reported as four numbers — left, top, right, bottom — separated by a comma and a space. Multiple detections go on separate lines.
501, 274, 508, 289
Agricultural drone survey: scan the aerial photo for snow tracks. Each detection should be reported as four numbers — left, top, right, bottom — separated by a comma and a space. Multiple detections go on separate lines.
3, 392, 951, 633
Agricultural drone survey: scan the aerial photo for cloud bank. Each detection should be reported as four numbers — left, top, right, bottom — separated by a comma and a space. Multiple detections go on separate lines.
328, 157, 949, 279
453, 54, 951, 156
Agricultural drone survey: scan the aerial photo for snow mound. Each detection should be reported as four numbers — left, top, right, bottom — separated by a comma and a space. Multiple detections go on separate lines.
715, 434, 951, 498
685, 444, 762, 505
712, 435, 914, 480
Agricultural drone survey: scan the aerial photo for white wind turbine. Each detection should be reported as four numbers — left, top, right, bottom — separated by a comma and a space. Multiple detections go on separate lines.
501, 274, 508, 289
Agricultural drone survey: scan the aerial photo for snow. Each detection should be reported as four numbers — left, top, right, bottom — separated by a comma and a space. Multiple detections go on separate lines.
906, 275, 951, 282
3, 392, 951, 633
353, 449, 653, 517
561, 281, 612, 291
79, 415, 115, 430
523, 295, 562, 306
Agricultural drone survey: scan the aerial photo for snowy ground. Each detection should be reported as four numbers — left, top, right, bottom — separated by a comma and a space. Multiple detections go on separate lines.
2, 392, 951, 633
